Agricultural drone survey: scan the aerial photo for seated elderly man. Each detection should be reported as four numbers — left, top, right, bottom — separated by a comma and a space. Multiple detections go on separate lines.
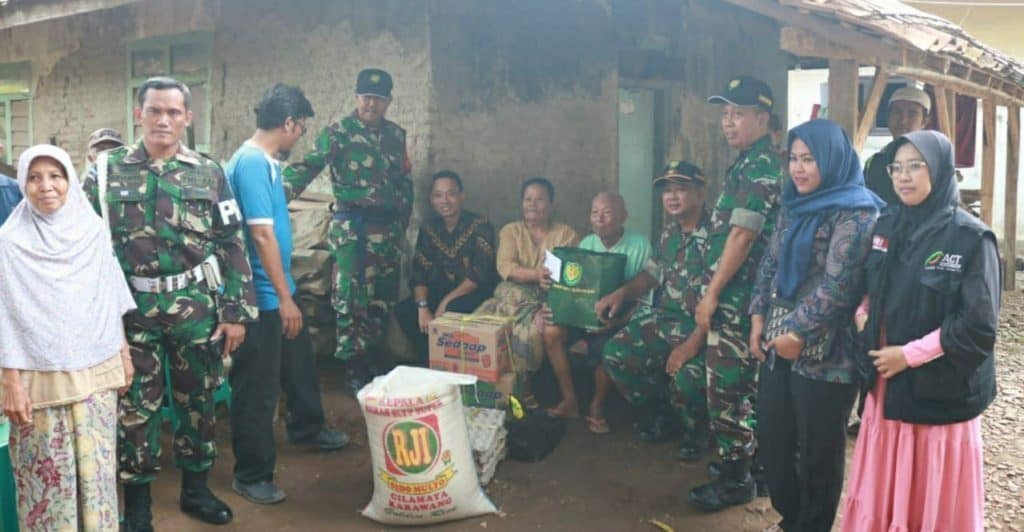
541, 192, 652, 433
395, 170, 498, 364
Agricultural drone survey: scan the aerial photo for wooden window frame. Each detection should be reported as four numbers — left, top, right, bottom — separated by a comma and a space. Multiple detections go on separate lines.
125, 32, 213, 153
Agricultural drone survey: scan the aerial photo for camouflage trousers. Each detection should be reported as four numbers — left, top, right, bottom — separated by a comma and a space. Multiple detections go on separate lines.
706, 323, 758, 461
601, 307, 708, 435
118, 284, 222, 485
328, 215, 402, 361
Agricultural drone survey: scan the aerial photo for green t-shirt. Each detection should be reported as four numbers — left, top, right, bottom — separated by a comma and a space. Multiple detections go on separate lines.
579, 230, 653, 303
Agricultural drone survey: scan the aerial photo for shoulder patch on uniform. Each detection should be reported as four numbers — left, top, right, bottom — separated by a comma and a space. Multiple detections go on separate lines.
218, 199, 242, 226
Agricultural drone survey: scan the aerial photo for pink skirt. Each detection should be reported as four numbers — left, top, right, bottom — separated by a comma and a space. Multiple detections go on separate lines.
841, 375, 985, 532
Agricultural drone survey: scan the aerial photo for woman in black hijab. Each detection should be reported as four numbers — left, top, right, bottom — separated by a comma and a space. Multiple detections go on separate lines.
841, 130, 998, 532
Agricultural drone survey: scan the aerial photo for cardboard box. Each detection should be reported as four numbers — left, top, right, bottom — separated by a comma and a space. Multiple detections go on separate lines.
460, 373, 521, 409
429, 313, 513, 382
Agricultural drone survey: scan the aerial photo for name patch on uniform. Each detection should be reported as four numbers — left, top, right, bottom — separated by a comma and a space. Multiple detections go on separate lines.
872, 235, 889, 252
218, 199, 242, 226
924, 250, 963, 272
182, 170, 216, 189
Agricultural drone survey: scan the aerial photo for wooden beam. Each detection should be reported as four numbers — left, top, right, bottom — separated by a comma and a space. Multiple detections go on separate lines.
729, 0, 899, 59
946, 90, 958, 149
1005, 106, 1021, 290
779, 26, 896, 63
829, 59, 859, 140
933, 87, 953, 140
894, 66, 1022, 108
981, 100, 997, 226
0, 0, 143, 31
854, 67, 889, 152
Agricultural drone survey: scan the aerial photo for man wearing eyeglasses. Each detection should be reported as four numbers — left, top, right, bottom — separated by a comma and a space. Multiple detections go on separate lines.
282, 68, 413, 394
225, 84, 350, 506
864, 86, 932, 207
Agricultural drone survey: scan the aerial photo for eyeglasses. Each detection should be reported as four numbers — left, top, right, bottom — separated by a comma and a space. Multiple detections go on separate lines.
288, 119, 307, 137
886, 160, 928, 178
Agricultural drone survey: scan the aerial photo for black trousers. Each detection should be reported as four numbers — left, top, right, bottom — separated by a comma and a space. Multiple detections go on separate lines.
229, 309, 326, 483
757, 358, 857, 532
394, 286, 490, 365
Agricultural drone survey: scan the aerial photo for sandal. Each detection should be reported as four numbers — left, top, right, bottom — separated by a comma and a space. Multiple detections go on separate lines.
585, 416, 611, 434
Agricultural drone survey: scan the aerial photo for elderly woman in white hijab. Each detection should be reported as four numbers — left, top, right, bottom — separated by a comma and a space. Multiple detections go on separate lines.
0, 145, 136, 531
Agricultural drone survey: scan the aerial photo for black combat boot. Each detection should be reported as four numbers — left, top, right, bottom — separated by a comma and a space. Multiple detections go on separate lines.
637, 404, 682, 443
751, 456, 769, 498
688, 458, 756, 512
707, 457, 769, 497
122, 483, 154, 532
706, 460, 721, 479
180, 470, 233, 525
341, 357, 373, 395
674, 425, 711, 462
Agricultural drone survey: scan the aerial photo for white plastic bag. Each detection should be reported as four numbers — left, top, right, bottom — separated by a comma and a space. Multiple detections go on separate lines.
358, 366, 498, 525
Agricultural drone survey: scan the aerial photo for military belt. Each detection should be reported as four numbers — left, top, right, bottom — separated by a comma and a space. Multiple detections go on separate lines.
128, 255, 221, 294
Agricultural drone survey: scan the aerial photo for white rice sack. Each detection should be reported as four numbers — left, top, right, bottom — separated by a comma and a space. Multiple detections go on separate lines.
358, 366, 498, 525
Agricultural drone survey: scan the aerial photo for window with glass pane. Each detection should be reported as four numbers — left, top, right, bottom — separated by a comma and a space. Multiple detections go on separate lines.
171, 43, 207, 76
131, 50, 165, 79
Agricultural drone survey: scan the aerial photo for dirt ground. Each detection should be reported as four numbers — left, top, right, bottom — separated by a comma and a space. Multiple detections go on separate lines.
147, 291, 1024, 532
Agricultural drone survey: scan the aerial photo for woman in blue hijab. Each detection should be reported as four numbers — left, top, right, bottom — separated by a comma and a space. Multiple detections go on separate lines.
748, 119, 884, 531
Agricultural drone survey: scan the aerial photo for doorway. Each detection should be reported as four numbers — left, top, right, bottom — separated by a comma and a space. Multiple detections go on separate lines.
617, 87, 665, 242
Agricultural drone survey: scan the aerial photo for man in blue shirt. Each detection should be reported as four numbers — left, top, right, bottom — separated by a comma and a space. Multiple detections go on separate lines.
226, 84, 349, 505
0, 142, 22, 225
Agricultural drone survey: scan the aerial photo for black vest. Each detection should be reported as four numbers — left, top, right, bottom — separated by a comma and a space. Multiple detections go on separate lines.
860, 208, 998, 425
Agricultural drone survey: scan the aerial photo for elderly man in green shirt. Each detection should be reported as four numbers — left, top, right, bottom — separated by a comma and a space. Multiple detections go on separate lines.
541, 192, 652, 433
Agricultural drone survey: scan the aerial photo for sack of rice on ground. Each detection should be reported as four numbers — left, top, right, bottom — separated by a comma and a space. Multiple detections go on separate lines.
358, 366, 497, 525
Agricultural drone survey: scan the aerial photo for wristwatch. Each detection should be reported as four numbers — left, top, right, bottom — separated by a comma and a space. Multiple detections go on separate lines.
416, 299, 429, 309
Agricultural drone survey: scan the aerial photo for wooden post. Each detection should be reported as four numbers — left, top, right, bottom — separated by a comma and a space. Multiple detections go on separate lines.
854, 67, 889, 152
933, 87, 953, 140
946, 90, 958, 149
1005, 106, 1021, 290
981, 100, 996, 226
829, 59, 859, 139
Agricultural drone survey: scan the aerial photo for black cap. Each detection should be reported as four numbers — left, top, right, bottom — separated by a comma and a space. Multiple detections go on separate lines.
654, 160, 706, 186
708, 76, 774, 111
356, 68, 393, 98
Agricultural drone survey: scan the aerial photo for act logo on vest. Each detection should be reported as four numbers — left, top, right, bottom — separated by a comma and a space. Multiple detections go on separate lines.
924, 250, 963, 272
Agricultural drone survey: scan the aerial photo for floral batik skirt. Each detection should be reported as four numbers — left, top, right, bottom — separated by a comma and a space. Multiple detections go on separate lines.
8, 390, 119, 532
474, 281, 547, 373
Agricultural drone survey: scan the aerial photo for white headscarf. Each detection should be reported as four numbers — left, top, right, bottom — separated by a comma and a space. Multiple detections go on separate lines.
0, 144, 136, 371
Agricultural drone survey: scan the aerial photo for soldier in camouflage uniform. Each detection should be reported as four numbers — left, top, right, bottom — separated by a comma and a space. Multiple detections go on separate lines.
599, 161, 711, 450
688, 76, 782, 512
282, 68, 413, 392
83, 77, 258, 530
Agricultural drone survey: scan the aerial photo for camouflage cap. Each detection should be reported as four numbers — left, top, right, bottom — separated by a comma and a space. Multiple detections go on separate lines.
654, 160, 706, 186
708, 76, 774, 112
356, 68, 393, 98
88, 128, 124, 149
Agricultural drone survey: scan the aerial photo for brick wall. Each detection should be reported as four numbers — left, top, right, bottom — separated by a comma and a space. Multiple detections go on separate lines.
0, 0, 787, 234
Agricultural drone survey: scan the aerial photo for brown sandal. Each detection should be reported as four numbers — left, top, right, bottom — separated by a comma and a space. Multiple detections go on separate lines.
585, 416, 611, 434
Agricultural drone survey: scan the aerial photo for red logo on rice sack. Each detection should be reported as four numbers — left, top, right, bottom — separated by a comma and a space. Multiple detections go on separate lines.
383, 415, 442, 476
437, 331, 491, 368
